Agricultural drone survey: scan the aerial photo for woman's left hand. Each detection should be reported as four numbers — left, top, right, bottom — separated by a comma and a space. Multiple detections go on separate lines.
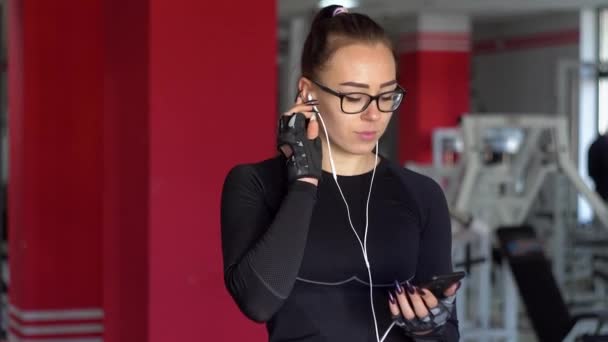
388, 280, 460, 336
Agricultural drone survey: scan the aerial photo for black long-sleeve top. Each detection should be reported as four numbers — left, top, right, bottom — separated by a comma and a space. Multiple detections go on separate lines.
588, 134, 608, 201
220, 155, 459, 341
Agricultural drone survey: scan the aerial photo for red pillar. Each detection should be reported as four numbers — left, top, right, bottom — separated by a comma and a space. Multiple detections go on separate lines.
8, 0, 104, 340
102, 0, 149, 341
103, 0, 277, 340
10, 0, 276, 341
398, 15, 471, 164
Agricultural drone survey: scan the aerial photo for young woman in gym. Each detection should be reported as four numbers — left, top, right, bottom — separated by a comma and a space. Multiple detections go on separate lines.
221, 5, 462, 341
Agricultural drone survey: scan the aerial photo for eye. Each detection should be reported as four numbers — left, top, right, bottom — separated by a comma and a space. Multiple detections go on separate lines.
344, 95, 364, 102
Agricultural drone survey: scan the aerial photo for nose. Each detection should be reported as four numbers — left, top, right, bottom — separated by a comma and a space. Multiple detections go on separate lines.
361, 100, 381, 121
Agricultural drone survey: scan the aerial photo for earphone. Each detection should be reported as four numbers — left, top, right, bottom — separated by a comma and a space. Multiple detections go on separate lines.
305, 93, 394, 342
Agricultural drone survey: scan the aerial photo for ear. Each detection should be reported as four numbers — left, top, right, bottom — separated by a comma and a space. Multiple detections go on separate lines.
298, 77, 316, 101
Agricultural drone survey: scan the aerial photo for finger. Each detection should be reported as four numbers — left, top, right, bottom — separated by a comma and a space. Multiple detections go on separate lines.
394, 281, 415, 320
290, 112, 307, 131
307, 115, 319, 139
417, 287, 438, 309
405, 282, 429, 318
283, 100, 319, 115
282, 105, 318, 117
443, 281, 461, 297
388, 291, 400, 316
279, 145, 293, 157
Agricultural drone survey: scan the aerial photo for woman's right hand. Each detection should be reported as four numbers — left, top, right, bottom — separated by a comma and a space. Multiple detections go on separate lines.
388, 281, 461, 339
277, 94, 322, 186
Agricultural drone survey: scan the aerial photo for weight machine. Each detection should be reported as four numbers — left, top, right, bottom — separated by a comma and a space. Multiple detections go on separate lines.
407, 114, 608, 341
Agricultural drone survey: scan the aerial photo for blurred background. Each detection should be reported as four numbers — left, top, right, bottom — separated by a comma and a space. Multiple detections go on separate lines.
0, 0, 607, 341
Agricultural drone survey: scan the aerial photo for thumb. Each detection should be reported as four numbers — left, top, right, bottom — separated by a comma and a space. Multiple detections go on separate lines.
307, 115, 319, 139
443, 281, 461, 297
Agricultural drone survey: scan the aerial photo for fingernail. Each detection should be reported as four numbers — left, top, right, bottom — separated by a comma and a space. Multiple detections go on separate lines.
388, 291, 396, 304
394, 280, 403, 294
416, 287, 425, 296
405, 281, 415, 295
310, 114, 317, 121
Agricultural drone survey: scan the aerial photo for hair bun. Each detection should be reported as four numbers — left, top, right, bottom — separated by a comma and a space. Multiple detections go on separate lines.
332, 6, 349, 16
315, 5, 348, 21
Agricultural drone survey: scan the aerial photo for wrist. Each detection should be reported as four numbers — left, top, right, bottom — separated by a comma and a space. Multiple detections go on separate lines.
297, 177, 319, 186
409, 325, 447, 341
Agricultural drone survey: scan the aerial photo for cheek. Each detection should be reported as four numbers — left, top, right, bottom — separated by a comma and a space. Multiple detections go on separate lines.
328, 113, 356, 137
318, 107, 346, 132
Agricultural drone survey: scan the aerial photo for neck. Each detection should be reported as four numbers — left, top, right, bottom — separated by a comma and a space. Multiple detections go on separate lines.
321, 138, 378, 176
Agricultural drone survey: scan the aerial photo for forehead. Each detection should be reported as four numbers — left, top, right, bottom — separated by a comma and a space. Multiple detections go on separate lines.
319, 43, 396, 84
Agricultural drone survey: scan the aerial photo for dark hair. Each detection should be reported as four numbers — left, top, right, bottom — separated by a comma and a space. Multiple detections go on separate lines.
301, 5, 396, 80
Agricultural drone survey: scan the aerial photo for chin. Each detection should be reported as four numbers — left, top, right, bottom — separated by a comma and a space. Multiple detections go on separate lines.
346, 141, 378, 155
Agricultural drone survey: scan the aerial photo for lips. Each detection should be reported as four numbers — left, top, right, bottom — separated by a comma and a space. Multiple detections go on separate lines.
355, 131, 377, 141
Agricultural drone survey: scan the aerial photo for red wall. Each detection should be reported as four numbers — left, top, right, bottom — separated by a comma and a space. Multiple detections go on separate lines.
399, 51, 470, 164
147, 0, 276, 341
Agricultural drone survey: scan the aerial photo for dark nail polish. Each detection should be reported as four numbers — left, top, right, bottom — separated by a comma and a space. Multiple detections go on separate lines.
405, 282, 416, 295
416, 287, 426, 296
388, 291, 396, 304
407, 285, 416, 295
394, 280, 403, 294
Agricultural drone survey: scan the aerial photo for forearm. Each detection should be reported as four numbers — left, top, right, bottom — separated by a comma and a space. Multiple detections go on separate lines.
223, 179, 318, 322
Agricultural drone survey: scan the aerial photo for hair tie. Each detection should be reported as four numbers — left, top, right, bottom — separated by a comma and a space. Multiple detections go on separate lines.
332, 6, 349, 17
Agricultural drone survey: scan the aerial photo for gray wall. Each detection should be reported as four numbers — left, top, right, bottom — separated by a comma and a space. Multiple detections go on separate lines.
472, 11, 580, 115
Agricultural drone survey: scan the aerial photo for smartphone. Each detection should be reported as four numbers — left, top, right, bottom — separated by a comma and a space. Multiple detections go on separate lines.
417, 271, 466, 297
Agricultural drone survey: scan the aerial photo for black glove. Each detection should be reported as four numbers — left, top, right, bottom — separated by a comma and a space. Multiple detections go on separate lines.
277, 112, 322, 183
392, 294, 456, 341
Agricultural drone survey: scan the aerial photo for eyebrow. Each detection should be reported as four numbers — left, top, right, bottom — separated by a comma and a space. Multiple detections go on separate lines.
339, 80, 398, 89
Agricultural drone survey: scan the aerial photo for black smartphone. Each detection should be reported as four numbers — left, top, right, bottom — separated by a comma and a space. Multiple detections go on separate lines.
417, 271, 466, 297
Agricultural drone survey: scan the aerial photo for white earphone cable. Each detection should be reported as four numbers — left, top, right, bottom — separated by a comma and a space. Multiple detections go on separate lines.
315, 111, 391, 342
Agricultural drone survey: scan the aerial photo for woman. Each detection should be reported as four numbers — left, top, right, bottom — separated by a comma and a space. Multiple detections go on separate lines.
220, 5, 461, 342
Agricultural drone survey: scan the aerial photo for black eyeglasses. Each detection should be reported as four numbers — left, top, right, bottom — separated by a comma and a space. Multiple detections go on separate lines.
310, 79, 406, 114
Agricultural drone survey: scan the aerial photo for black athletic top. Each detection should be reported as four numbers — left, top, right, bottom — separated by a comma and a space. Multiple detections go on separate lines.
588, 135, 608, 201
220, 155, 459, 342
